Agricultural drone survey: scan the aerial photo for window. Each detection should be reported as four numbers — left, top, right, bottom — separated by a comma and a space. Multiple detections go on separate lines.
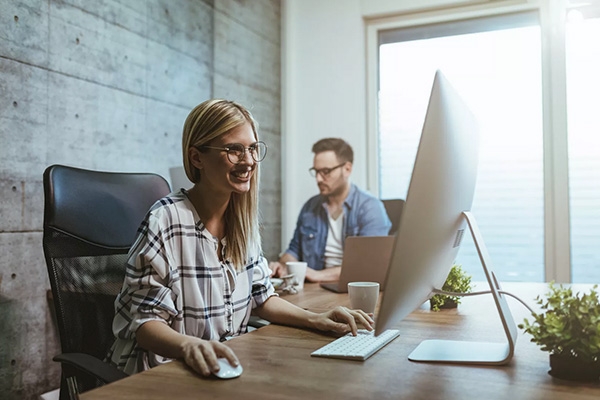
374, 3, 600, 283
377, 12, 544, 281
566, 4, 600, 283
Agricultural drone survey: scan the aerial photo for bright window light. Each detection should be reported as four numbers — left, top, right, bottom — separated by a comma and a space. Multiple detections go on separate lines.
378, 17, 544, 282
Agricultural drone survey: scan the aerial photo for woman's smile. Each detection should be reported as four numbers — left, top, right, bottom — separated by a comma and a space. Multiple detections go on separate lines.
230, 166, 253, 182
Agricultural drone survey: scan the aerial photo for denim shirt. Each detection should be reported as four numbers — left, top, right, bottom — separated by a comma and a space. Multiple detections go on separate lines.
284, 183, 392, 271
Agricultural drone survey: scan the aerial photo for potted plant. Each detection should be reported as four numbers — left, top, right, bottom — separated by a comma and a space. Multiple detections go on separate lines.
429, 264, 473, 311
518, 282, 600, 382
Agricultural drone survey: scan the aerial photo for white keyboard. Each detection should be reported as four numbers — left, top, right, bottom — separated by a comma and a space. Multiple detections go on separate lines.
311, 329, 400, 361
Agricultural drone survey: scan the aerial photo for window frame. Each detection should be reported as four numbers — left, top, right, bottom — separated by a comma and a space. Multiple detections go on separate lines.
365, 1, 572, 282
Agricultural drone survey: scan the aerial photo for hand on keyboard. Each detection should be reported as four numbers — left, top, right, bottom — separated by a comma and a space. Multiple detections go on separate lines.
311, 306, 375, 337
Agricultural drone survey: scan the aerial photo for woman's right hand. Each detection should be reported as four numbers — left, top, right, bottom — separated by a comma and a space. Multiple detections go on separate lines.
137, 320, 240, 377
180, 337, 239, 377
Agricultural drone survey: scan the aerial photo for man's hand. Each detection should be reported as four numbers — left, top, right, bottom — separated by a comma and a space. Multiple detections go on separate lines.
269, 254, 299, 277
305, 266, 341, 283
268, 261, 287, 277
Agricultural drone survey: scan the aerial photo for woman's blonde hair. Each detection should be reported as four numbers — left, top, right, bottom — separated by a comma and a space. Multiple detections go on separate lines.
182, 99, 261, 271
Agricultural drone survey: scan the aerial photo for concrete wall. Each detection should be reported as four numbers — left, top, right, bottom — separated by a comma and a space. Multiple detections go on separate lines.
0, 0, 281, 398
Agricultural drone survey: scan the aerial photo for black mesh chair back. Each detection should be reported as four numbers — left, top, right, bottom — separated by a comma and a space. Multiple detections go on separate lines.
42, 164, 171, 399
382, 199, 405, 235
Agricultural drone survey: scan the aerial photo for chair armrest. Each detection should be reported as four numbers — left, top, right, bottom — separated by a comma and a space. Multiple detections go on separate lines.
53, 353, 128, 384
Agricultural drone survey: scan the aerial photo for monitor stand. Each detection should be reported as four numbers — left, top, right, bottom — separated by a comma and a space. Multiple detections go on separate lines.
408, 211, 518, 365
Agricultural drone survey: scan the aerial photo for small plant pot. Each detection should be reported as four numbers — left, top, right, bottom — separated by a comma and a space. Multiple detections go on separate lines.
548, 353, 600, 382
429, 298, 458, 310
439, 299, 458, 309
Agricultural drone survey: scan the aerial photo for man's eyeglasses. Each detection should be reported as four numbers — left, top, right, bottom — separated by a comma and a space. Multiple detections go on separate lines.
309, 162, 346, 178
199, 141, 267, 165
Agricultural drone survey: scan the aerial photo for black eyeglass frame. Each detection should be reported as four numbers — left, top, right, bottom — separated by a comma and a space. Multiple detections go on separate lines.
199, 141, 267, 165
308, 162, 347, 178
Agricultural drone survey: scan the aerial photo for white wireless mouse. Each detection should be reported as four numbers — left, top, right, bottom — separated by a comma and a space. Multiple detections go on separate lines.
213, 358, 243, 379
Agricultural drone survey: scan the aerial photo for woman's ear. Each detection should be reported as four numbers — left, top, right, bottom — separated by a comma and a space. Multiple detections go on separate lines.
189, 147, 203, 171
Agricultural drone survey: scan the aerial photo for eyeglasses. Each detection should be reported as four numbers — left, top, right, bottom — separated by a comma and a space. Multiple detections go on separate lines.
309, 162, 346, 178
199, 141, 267, 165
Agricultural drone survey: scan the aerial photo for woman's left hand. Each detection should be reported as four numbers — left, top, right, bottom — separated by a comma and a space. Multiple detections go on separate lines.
311, 306, 374, 336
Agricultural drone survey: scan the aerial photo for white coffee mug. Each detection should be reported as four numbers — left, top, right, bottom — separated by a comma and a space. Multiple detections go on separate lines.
286, 261, 308, 289
347, 282, 380, 314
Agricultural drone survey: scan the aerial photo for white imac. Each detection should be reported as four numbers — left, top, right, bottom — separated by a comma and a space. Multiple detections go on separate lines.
375, 70, 517, 365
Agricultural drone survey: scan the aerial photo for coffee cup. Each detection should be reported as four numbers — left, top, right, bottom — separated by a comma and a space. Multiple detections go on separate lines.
347, 281, 380, 314
286, 262, 308, 289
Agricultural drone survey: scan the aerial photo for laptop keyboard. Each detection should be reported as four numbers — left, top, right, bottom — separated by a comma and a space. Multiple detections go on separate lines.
311, 329, 400, 361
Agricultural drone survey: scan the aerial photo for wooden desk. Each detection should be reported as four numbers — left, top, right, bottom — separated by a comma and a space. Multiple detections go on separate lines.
81, 282, 600, 400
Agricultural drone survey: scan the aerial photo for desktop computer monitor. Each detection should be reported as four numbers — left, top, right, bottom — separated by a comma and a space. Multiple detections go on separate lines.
375, 70, 517, 365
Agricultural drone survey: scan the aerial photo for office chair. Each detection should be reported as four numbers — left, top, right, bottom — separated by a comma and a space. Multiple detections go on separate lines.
382, 199, 405, 235
42, 164, 171, 400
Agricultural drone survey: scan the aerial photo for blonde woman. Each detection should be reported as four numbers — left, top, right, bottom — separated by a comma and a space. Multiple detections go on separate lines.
108, 99, 373, 377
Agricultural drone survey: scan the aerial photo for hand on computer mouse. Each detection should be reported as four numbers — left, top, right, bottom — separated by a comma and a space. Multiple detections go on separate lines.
213, 358, 243, 379
180, 337, 239, 377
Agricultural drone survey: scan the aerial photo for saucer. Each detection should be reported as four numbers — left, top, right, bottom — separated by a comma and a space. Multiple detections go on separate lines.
271, 278, 284, 289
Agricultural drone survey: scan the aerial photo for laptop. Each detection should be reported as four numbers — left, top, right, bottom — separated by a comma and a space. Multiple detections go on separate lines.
319, 236, 395, 293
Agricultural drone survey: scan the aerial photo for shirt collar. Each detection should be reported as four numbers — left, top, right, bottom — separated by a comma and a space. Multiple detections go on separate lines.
319, 183, 357, 211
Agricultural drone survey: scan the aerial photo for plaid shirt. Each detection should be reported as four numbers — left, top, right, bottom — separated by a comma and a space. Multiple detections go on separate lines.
108, 190, 276, 374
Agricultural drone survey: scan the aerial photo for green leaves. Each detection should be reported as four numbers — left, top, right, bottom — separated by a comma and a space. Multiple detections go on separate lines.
518, 282, 600, 362
430, 264, 473, 311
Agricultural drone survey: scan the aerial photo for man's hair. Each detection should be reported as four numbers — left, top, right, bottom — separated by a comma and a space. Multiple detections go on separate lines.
311, 138, 354, 164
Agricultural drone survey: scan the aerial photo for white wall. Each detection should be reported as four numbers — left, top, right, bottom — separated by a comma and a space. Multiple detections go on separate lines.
281, 0, 366, 249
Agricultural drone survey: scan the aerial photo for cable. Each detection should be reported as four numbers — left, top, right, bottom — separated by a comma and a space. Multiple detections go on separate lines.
431, 288, 535, 314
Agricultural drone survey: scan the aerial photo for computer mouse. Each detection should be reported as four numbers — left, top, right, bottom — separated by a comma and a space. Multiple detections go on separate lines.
213, 358, 243, 379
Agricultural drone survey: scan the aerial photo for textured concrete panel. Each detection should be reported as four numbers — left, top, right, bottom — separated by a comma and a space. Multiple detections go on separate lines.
0, 232, 48, 298
55, 0, 147, 37
215, 0, 280, 45
0, 57, 48, 232
45, 70, 147, 171
212, 75, 281, 135
145, 38, 213, 107
0, 58, 49, 182
47, 0, 214, 106
48, 1, 149, 95
144, 98, 191, 177
0, 178, 42, 233
211, 0, 280, 133
0, 180, 23, 233
146, 0, 213, 58
0, 235, 63, 400
259, 189, 281, 253
213, 10, 280, 95
258, 132, 281, 192
0, 295, 60, 400
0, 0, 49, 66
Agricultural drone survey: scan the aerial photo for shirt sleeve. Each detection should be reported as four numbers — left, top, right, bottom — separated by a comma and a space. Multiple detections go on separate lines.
358, 197, 392, 237
251, 255, 278, 308
115, 210, 179, 337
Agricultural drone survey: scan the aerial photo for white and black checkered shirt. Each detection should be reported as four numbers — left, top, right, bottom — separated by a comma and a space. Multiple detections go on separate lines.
108, 190, 276, 374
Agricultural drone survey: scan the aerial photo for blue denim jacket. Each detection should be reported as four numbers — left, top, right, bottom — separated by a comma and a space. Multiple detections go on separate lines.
284, 184, 391, 271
